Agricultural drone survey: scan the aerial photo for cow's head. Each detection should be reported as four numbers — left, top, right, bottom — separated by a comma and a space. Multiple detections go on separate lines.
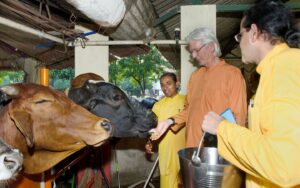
0, 139, 23, 183
68, 75, 157, 138
0, 83, 113, 174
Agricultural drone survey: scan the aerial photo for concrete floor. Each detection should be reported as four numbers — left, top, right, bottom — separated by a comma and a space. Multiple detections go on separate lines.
117, 176, 160, 188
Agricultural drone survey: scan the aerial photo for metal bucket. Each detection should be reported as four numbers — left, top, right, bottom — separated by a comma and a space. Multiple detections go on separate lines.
178, 147, 242, 188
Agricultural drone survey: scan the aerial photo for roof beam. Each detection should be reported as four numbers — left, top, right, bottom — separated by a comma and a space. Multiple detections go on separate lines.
154, 2, 300, 26
287, 2, 300, 9
190, 0, 203, 5
0, 16, 64, 44
154, 7, 180, 27
217, 3, 300, 12
68, 39, 188, 47
216, 4, 252, 12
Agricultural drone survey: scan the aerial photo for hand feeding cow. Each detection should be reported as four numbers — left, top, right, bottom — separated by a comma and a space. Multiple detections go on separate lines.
0, 139, 23, 184
0, 83, 113, 175
67, 73, 157, 138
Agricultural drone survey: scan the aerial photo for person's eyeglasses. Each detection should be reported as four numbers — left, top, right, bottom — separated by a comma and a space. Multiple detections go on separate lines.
190, 44, 206, 54
234, 33, 242, 43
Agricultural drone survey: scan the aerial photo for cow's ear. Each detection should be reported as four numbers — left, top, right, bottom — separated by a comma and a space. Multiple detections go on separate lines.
9, 110, 34, 148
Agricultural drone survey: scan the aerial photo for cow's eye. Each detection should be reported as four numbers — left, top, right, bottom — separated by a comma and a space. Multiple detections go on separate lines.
34, 99, 52, 104
32, 94, 54, 104
113, 94, 121, 101
88, 99, 97, 110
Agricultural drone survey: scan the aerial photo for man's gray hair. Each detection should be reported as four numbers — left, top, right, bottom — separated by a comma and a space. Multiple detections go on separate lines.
185, 27, 222, 57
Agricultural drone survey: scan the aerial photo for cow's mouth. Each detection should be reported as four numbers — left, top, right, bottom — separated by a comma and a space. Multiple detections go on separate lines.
3, 153, 23, 173
94, 140, 109, 147
110, 129, 149, 138
136, 130, 152, 138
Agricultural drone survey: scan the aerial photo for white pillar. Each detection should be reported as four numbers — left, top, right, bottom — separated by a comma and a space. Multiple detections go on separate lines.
180, 5, 216, 94
23, 58, 39, 83
74, 25, 109, 80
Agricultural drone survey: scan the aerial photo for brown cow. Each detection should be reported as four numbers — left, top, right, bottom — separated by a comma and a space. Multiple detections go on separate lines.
0, 83, 112, 174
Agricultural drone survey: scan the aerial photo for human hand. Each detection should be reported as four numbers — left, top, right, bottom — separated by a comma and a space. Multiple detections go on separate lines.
202, 112, 224, 135
145, 140, 154, 154
149, 119, 172, 140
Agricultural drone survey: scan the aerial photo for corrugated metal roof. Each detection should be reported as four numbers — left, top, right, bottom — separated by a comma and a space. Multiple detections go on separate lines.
0, 0, 299, 70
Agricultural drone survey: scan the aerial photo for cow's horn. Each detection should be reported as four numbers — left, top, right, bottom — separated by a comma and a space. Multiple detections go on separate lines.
0, 85, 19, 96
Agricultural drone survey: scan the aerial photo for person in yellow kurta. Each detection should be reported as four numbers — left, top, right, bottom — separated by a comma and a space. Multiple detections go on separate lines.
150, 72, 186, 188
202, 1, 300, 187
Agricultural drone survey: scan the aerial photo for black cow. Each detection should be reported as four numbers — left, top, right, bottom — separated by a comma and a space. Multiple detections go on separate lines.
68, 79, 157, 138
141, 97, 158, 109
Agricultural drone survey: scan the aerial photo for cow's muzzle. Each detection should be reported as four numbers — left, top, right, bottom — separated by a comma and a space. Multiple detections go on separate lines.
3, 149, 23, 173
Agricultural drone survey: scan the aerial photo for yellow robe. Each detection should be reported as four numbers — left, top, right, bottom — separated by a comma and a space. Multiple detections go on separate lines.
152, 94, 186, 188
217, 44, 300, 187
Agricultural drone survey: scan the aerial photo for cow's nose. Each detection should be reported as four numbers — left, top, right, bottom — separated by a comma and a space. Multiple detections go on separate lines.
4, 153, 22, 172
101, 120, 112, 132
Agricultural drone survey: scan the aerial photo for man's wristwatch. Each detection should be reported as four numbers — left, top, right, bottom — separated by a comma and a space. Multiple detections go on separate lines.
168, 117, 176, 126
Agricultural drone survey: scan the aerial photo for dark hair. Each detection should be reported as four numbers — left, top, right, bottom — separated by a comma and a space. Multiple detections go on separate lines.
242, 0, 300, 47
160, 72, 177, 82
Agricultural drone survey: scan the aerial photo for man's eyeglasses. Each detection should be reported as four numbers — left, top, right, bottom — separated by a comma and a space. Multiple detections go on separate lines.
190, 44, 206, 54
234, 33, 242, 43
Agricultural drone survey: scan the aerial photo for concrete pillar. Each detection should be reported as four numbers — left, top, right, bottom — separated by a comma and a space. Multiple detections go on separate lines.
74, 25, 109, 80
74, 25, 111, 182
180, 5, 216, 94
23, 58, 39, 83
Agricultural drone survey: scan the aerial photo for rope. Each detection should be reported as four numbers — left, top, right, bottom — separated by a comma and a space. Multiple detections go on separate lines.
71, 173, 75, 188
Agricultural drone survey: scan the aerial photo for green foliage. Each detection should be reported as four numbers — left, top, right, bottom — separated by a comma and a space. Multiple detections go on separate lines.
0, 71, 25, 85
109, 45, 173, 96
50, 68, 74, 90
109, 63, 122, 85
